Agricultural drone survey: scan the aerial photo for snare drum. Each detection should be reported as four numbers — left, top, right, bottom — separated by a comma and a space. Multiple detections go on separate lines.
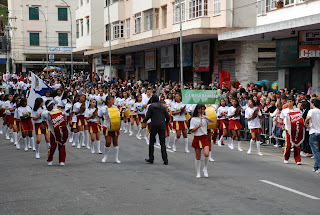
124, 109, 130, 118
108, 107, 121, 132
185, 112, 191, 120
206, 106, 217, 129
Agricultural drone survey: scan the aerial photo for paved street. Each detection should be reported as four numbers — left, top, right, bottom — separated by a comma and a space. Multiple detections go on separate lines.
0, 129, 319, 215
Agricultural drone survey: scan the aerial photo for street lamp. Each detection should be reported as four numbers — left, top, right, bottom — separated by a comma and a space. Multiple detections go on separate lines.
27, 5, 48, 73
61, 0, 74, 78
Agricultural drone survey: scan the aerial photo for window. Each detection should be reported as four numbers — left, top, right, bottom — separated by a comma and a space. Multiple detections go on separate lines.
144, 10, 153, 31
188, 0, 208, 19
134, 13, 141, 34
58, 8, 68, 21
30, 33, 39, 46
173, 0, 186, 23
162, 6, 167, 28
126, 19, 130, 38
106, 24, 111, 41
284, 0, 295, 6
106, 0, 110, 7
112, 21, 124, 39
213, 0, 221, 15
265, 0, 276, 11
87, 18, 90, 34
80, 20, 83, 36
58, 33, 68, 46
76, 20, 79, 38
29, 7, 39, 20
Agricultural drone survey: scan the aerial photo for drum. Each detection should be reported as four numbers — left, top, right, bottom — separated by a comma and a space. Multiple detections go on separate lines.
185, 112, 191, 120
206, 106, 217, 129
124, 109, 130, 118
108, 107, 121, 132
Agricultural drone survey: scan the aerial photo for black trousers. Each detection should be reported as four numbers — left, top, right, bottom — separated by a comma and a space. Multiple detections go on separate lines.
149, 128, 168, 162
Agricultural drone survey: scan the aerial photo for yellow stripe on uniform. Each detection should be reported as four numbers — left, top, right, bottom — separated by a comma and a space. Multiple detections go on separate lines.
199, 140, 203, 149
184, 121, 187, 130
176, 121, 179, 130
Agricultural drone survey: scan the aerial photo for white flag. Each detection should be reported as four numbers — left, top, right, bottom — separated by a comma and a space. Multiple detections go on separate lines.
28, 72, 53, 108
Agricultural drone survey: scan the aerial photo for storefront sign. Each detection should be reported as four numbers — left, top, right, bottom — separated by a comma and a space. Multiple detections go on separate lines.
276, 37, 310, 68
182, 90, 220, 105
101, 54, 124, 65
124, 54, 135, 71
177, 43, 193, 67
193, 41, 210, 72
299, 30, 320, 58
48, 47, 72, 53
161, 46, 174, 68
145, 50, 156, 71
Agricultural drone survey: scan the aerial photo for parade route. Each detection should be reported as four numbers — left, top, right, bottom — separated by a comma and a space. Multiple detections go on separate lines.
0, 131, 319, 215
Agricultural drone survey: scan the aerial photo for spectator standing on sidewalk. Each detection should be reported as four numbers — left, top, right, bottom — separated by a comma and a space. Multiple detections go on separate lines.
304, 99, 320, 173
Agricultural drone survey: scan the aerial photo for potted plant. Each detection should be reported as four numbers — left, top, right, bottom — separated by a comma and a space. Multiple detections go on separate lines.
277, 0, 284, 8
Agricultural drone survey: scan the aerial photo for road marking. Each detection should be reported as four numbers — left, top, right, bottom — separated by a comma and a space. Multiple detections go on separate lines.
154, 145, 175, 153
260, 180, 320, 200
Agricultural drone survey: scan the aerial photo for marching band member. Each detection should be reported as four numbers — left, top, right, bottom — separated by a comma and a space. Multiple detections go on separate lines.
171, 93, 190, 153
122, 92, 130, 133
128, 92, 137, 136
13, 96, 21, 148
190, 105, 215, 178
3, 94, 16, 142
135, 94, 146, 140
42, 100, 67, 166
95, 89, 106, 110
216, 99, 230, 147
17, 98, 35, 153
85, 99, 102, 154
205, 104, 215, 162
227, 99, 242, 150
280, 95, 302, 164
99, 95, 121, 164
73, 94, 88, 149
32, 97, 50, 158
71, 95, 80, 147
245, 98, 263, 155
0, 94, 6, 134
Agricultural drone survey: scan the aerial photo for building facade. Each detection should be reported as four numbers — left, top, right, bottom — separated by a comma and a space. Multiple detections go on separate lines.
80, 0, 261, 85
219, 0, 320, 93
8, 0, 89, 75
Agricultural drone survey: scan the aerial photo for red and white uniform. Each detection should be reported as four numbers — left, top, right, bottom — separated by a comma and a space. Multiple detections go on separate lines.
190, 117, 210, 149
171, 102, 188, 130
73, 102, 87, 127
32, 107, 48, 135
85, 108, 100, 133
245, 106, 262, 133
217, 106, 229, 131
228, 106, 242, 130
18, 106, 33, 132
98, 105, 120, 137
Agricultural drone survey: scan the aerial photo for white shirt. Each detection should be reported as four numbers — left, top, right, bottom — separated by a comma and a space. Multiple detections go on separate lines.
307, 108, 320, 134
54, 96, 62, 105
85, 108, 98, 122
217, 106, 229, 120
134, 102, 145, 115
98, 105, 117, 128
42, 109, 60, 132
18, 106, 32, 119
228, 106, 240, 120
63, 103, 72, 117
73, 102, 85, 116
280, 107, 301, 131
31, 107, 45, 123
245, 107, 262, 129
171, 102, 187, 121
3, 101, 14, 115
190, 117, 208, 136
95, 94, 106, 108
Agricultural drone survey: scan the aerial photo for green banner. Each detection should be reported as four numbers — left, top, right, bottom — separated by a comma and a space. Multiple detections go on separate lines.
182, 90, 220, 105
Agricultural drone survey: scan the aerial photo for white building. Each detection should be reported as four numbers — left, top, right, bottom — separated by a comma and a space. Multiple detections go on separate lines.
8, 0, 89, 74
219, 0, 320, 93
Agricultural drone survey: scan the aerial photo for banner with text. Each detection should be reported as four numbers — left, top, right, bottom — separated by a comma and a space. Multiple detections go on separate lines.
299, 30, 320, 58
182, 90, 220, 105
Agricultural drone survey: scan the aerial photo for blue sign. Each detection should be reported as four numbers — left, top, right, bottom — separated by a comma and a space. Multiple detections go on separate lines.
49, 55, 54, 63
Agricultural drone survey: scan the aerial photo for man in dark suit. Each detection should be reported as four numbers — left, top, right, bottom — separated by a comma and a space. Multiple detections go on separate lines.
142, 95, 170, 165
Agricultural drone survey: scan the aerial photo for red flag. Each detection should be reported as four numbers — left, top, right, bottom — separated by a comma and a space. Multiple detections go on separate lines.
288, 112, 305, 147
50, 111, 69, 145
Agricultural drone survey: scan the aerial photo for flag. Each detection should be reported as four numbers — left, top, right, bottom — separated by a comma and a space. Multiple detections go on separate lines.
28, 72, 53, 108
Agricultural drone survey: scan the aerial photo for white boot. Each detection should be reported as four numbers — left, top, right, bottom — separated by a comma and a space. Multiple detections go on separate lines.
247, 139, 253, 154
69, 132, 74, 143
9, 129, 13, 142
238, 141, 243, 151
195, 159, 201, 178
209, 151, 215, 162
217, 136, 223, 147
96, 140, 102, 154
102, 146, 109, 163
16, 137, 21, 149
72, 133, 78, 147
184, 138, 190, 153
114, 146, 121, 163
129, 124, 133, 136
165, 136, 171, 149
228, 137, 234, 150
91, 140, 95, 154
80, 131, 85, 147
124, 123, 128, 133
85, 130, 90, 149
78, 131, 84, 148
27, 137, 32, 149
5, 127, 10, 140
23, 137, 28, 151
136, 125, 142, 139
203, 157, 209, 178
173, 137, 179, 152
30, 137, 35, 151
13, 132, 18, 146
0, 124, 3, 134
256, 141, 263, 156
35, 144, 40, 159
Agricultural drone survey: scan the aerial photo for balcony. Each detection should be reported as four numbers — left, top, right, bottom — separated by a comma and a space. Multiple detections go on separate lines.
104, 0, 125, 24
132, 0, 160, 14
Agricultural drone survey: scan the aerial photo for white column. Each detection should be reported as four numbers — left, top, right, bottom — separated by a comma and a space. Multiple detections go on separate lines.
312, 60, 320, 95
278, 69, 286, 90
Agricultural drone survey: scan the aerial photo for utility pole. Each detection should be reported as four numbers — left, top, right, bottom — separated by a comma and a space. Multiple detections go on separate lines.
5, 11, 17, 74
107, 2, 112, 79
61, 0, 73, 78
179, 0, 183, 87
